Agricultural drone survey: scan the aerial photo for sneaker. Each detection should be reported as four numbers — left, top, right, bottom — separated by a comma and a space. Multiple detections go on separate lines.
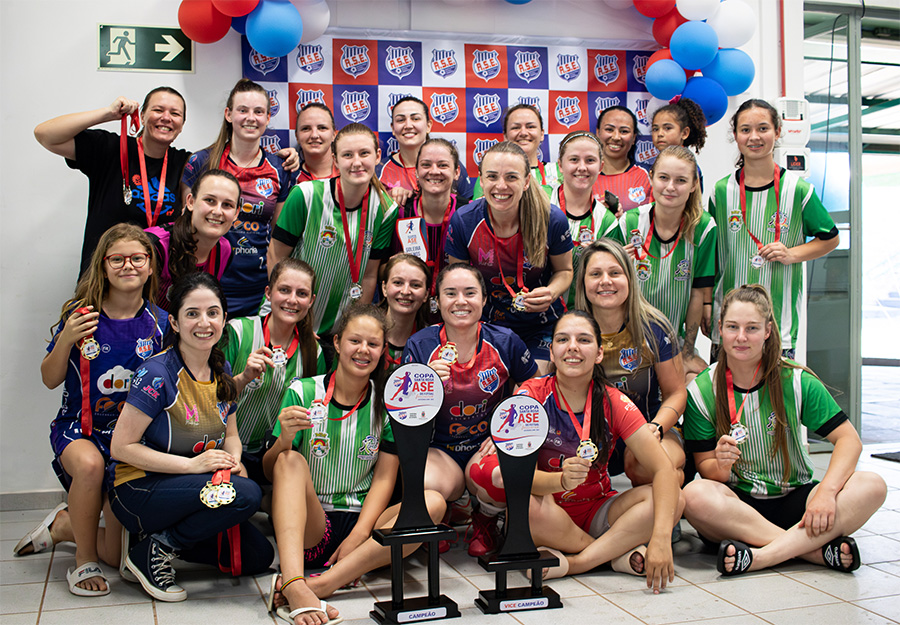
448, 492, 473, 526
125, 535, 186, 602
465, 511, 500, 557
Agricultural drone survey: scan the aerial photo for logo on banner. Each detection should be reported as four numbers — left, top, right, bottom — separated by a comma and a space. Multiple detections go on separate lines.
514, 50, 542, 83
472, 49, 501, 82
387, 92, 413, 116
341, 91, 371, 121
554, 96, 581, 128
595, 96, 621, 119
635, 98, 650, 128
473, 139, 498, 166
386, 137, 399, 155
267, 89, 280, 116
385, 45, 416, 79
430, 93, 459, 125
249, 49, 279, 76
431, 48, 458, 77
297, 44, 325, 74
556, 53, 581, 82
633, 54, 649, 85
594, 54, 619, 85
340, 44, 371, 78
517, 96, 541, 112
260, 135, 281, 154
473, 93, 502, 127
295, 89, 326, 113
636, 140, 657, 163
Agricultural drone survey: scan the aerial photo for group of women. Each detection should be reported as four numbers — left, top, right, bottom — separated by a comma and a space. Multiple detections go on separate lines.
18, 79, 886, 625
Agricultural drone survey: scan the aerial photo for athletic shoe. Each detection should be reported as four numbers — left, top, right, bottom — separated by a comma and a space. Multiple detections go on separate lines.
465, 510, 500, 557
448, 492, 473, 526
125, 535, 186, 602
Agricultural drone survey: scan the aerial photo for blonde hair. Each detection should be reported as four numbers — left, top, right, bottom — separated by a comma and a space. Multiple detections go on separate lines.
650, 145, 703, 241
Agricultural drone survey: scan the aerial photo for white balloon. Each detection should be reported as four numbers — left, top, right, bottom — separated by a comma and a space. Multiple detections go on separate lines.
706, 0, 756, 48
675, 0, 720, 21
602, 0, 634, 9
293, 0, 325, 7
297, 0, 330, 43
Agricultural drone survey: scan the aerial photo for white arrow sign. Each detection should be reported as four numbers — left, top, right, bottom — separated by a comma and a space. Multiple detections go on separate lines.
155, 35, 184, 62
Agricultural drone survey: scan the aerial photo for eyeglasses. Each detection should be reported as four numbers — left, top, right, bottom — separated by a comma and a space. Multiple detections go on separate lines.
104, 253, 149, 269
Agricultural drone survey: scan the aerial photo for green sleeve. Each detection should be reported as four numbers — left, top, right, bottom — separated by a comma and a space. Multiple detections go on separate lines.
608, 212, 628, 244
275, 383, 308, 449
798, 368, 842, 431
372, 192, 398, 252
315, 345, 326, 375
221, 323, 244, 376
381, 411, 395, 444
798, 182, 837, 238
599, 209, 619, 239
683, 379, 717, 442
274, 183, 310, 240
472, 177, 483, 200
695, 214, 717, 281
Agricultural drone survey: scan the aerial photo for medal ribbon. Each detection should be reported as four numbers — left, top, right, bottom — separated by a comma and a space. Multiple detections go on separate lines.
413, 195, 456, 297
739, 165, 782, 253
120, 112, 139, 199
212, 468, 241, 576
535, 162, 547, 186
486, 210, 526, 301
136, 137, 169, 228
725, 361, 763, 428
438, 323, 480, 370
638, 210, 683, 261
396, 152, 419, 193
554, 377, 593, 443
336, 181, 370, 288
262, 314, 300, 359
317, 373, 369, 421
75, 307, 94, 438
559, 187, 595, 243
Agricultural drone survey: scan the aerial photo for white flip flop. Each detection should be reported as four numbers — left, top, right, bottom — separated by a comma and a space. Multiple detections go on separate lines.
13, 503, 66, 557
67, 561, 110, 597
276, 601, 343, 625
266, 572, 281, 613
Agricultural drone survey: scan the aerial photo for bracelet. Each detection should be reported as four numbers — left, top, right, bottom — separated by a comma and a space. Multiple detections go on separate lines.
650, 421, 664, 437
279, 575, 305, 592
703, 302, 712, 306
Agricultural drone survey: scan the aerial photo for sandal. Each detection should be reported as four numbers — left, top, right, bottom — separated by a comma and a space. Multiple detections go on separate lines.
276, 601, 344, 625
611, 544, 647, 577
526, 547, 569, 581
267, 573, 281, 613
716, 539, 754, 576
13, 503, 67, 556
822, 536, 860, 573
67, 561, 110, 597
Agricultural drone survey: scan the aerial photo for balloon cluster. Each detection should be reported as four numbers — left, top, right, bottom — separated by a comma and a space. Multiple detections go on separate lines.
178, 0, 331, 57
631, 0, 755, 124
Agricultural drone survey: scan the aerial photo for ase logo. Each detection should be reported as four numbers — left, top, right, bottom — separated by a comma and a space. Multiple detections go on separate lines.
514, 50, 542, 83
473, 139, 498, 166
430, 93, 459, 125
554, 96, 581, 128
341, 91, 371, 122
249, 49, 279, 76
296, 44, 325, 74
556, 53, 581, 82
266, 89, 280, 117
385, 45, 415, 79
472, 93, 501, 127
632, 54, 649, 85
295, 89, 326, 113
595, 96, 621, 119
472, 49, 501, 82
431, 48, 457, 77
340, 44, 370, 78
594, 54, 619, 85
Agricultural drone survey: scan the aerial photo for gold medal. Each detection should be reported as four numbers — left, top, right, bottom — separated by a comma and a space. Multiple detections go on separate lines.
512, 290, 527, 312
438, 342, 458, 364
349, 283, 363, 300
80, 337, 100, 360
576, 439, 599, 462
215, 482, 237, 506
200, 482, 221, 508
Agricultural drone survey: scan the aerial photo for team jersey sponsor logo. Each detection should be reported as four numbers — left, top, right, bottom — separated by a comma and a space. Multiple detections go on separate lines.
311, 432, 330, 457
635, 260, 651, 282
387, 92, 414, 116
192, 433, 224, 453
249, 49, 279, 76
472, 49, 501, 82
320, 225, 337, 248
635, 98, 649, 129
472, 93, 502, 127
516, 95, 541, 112
95, 397, 125, 414
341, 91, 371, 122
473, 138, 498, 166
141, 385, 159, 399
267, 89, 280, 116
185, 404, 199, 425
97, 365, 134, 395
767, 211, 789, 235
448, 398, 489, 421
729, 211, 742, 232
151, 377, 164, 390
554, 96, 581, 128
260, 134, 281, 154
430, 93, 459, 125
594, 54, 619, 85
514, 50, 542, 83
385, 45, 415, 79
135, 337, 154, 360
675, 258, 691, 281
557, 53, 581, 82
431, 48, 457, 77
636, 139, 657, 163
256, 177, 275, 198
477, 247, 495, 267
632, 54, 649, 85
296, 44, 325, 74
358, 434, 380, 460
619, 347, 640, 371
340, 44, 370, 78
628, 185, 647, 205
478, 367, 500, 393
296, 88, 326, 113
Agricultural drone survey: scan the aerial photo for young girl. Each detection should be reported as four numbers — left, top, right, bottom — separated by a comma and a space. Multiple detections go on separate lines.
222, 258, 325, 485
15, 225, 167, 597
181, 79, 295, 317
379, 254, 431, 372
709, 99, 839, 358
593, 105, 652, 216
551, 130, 618, 308
682, 285, 886, 576
615, 146, 717, 378
295, 103, 338, 182
263, 305, 446, 625
146, 169, 240, 311
517, 311, 682, 590
402, 263, 537, 556
446, 141, 573, 374
651, 97, 707, 155
110, 273, 273, 602
269, 123, 398, 339
575, 239, 686, 486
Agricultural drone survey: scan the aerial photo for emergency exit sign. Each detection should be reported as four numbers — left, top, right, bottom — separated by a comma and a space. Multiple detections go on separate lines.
98, 25, 193, 72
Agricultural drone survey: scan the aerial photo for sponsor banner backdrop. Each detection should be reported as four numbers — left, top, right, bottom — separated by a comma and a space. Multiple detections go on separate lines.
244, 35, 654, 172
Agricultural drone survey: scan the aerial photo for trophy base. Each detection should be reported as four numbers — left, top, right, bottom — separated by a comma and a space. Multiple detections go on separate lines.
370, 594, 460, 624
474, 550, 563, 614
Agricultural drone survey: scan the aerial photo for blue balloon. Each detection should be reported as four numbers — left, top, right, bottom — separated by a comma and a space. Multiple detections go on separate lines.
246, 0, 303, 58
682, 76, 729, 125
701, 48, 755, 96
646, 60, 687, 101
231, 14, 247, 35
670, 21, 719, 70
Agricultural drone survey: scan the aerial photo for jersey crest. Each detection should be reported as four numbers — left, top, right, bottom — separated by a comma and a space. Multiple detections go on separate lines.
514, 50, 542, 83
767, 211, 789, 235
594, 54, 619, 85
473, 93, 502, 127
619, 347, 640, 372
473, 138, 499, 166
385, 45, 415, 79
430, 93, 459, 125
554, 96, 581, 128
632, 54, 649, 85
556, 53, 581, 82
266, 89, 280, 117
478, 367, 500, 393
628, 185, 647, 205
135, 338, 153, 360
472, 49, 501, 82
311, 432, 330, 457
256, 177, 274, 198
675, 259, 691, 281
340, 44, 371, 78
635, 259, 651, 282
296, 44, 325, 74
320, 225, 337, 248
635, 140, 657, 164
729, 211, 742, 232
341, 91, 371, 122
249, 49, 279, 76
260, 134, 281, 154
431, 48, 458, 77
595, 96, 621, 119
358, 434, 380, 460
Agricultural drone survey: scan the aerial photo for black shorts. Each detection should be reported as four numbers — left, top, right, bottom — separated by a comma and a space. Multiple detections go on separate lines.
305, 510, 359, 569
734, 481, 818, 530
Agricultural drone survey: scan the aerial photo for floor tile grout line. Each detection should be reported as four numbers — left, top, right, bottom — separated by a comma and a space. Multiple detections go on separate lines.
846, 598, 900, 624
34, 545, 56, 624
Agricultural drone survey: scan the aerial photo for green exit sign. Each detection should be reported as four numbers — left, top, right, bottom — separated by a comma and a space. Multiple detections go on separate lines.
98, 24, 193, 73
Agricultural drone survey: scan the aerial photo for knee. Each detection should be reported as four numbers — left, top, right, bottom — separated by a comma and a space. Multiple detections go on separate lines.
67, 446, 107, 483
853, 471, 888, 507
424, 490, 447, 522
527, 495, 549, 527
234, 477, 263, 511
682, 480, 720, 520
273, 449, 309, 481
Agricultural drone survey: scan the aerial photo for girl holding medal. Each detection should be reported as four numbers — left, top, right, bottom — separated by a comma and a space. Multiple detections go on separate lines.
710, 99, 838, 358
681, 285, 885, 576
269, 123, 398, 341
379, 254, 431, 373
110, 273, 274, 602
222, 258, 325, 485
15, 225, 166, 597
593, 106, 652, 217
446, 141, 574, 374
263, 305, 446, 624
575, 239, 687, 486
552, 130, 618, 308
146, 169, 240, 311
295, 103, 338, 182
517, 311, 683, 590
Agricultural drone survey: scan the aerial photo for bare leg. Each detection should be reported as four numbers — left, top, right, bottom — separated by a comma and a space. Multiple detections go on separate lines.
528, 494, 594, 554
423, 449, 465, 502
624, 432, 685, 487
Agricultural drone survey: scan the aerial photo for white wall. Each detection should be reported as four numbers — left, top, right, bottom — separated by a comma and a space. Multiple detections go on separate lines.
0, 0, 785, 495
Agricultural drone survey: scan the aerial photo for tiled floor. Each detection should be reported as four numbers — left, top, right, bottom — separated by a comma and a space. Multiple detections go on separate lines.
3, 444, 899, 625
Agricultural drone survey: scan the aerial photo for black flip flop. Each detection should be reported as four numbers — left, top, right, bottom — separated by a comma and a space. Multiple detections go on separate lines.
716, 539, 754, 576
822, 536, 860, 572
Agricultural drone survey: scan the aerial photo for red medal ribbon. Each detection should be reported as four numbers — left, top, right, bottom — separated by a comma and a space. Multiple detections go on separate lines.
262, 314, 300, 359
336, 181, 370, 288
486, 209, 526, 301
213, 468, 241, 576
413, 195, 456, 297
739, 165, 782, 253
438, 323, 480, 370
317, 373, 369, 422
136, 137, 169, 228
396, 152, 419, 193
300, 162, 339, 181
553, 377, 592, 442
725, 361, 763, 428
74, 306, 94, 438
535, 162, 547, 186
120, 112, 139, 197
638, 210, 683, 261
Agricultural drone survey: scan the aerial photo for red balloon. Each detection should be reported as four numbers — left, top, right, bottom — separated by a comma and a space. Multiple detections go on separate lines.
652, 7, 688, 47
178, 0, 231, 44
633, 0, 676, 18
212, 0, 259, 17
648, 48, 697, 79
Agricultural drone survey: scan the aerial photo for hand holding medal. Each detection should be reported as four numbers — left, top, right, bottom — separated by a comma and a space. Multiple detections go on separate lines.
277, 405, 314, 441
